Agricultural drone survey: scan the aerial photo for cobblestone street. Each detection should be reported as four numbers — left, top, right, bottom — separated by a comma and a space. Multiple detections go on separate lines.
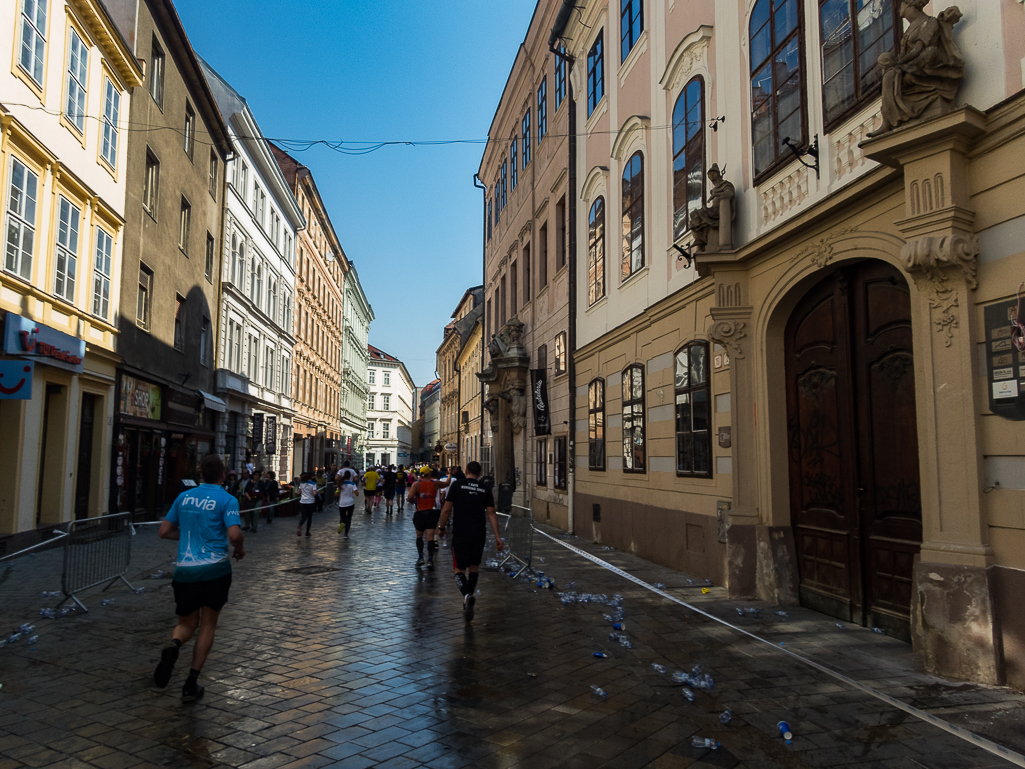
1, 507, 1024, 769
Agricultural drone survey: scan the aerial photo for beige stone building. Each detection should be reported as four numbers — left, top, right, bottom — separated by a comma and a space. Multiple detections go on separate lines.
456, 318, 483, 468
479, 0, 574, 521
437, 287, 482, 468
550, 0, 1025, 688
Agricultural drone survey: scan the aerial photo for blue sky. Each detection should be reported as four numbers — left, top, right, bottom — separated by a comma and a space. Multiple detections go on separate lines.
176, 0, 538, 388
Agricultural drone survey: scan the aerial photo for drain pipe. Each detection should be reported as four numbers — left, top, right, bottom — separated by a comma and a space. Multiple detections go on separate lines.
548, 0, 577, 61
473, 173, 487, 472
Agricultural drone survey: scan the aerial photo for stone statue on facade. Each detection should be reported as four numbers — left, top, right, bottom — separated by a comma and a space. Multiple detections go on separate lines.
488, 317, 526, 360
867, 1, 965, 137
483, 397, 501, 430
497, 387, 528, 434
689, 164, 735, 253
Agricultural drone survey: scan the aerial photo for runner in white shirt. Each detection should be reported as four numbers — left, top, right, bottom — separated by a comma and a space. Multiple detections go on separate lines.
335, 462, 359, 540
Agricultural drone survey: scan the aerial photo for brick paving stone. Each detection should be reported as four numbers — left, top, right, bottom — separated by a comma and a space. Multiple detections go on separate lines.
2, 512, 1025, 768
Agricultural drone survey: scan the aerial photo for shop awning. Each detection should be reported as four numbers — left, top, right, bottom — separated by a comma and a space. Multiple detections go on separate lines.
198, 391, 227, 412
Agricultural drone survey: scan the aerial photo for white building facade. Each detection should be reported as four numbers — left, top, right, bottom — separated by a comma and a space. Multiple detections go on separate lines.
341, 266, 372, 471
200, 59, 302, 479
365, 345, 415, 468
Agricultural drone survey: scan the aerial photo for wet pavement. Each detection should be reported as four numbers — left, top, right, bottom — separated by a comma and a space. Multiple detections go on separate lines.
1, 504, 1024, 769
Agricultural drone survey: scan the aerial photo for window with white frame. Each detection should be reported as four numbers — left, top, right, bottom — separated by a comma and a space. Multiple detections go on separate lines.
368, 393, 375, 410
101, 78, 120, 168
65, 28, 88, 132
248, 333, 259, 378
54, 196, 80, 302
382, 394, 390, 411
143, 150, 159, 216
383, 371, 390, 386
92, 227, 112, 320
281, 353, 291, 396
4, 157, 38, 281
174, 295, 185, 351
178, 197, 191, 254
265, 344, 274, 388
18, 0, 47, 87
148, 37, 164, 108
183, 102, 195, 159
367, 421, 374, 438
382, 421, 390, 439
369, 370, 376, 385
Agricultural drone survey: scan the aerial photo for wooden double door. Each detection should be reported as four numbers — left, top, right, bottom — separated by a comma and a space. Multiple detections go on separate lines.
785, 261, 922, 640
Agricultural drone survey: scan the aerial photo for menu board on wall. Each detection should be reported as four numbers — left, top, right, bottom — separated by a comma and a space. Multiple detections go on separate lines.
984, 299, 1025, 421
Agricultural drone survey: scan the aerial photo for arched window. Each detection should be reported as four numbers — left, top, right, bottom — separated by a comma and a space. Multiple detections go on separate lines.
674, 342, 711, 477
588, 378, 605, 471
587, 197, 606, 306
672, 77, 704, 241
819, 0, 899, 127
623, 365, 645, 472
621, 152, 644, 281
750, 0, 805, 179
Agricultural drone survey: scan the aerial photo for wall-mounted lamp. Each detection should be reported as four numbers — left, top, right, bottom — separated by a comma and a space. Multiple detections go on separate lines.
709, 116, 726, 132
672, 243, 694, 269
782, 135, 820, 179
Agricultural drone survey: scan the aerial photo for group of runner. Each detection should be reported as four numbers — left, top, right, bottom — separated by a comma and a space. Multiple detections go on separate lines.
152, 454, 503, 701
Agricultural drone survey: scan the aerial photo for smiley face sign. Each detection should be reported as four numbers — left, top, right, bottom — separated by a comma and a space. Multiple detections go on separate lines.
0, 361, 33, 400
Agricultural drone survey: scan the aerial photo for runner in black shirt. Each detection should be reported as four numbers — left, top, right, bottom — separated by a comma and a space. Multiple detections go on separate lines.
382, 465, 398, 515
438, 461, 503, 622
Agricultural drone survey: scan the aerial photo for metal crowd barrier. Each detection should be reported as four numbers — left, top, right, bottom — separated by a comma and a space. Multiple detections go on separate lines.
57, 513, 136, 612
497, 504, 534, 578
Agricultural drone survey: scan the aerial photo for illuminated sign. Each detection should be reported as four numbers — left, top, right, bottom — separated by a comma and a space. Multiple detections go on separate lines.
0, 361, 33, 400
3, 314, 85, 373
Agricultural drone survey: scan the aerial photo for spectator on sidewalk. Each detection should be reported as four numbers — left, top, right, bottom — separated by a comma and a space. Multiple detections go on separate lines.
242, 470, 262, 533
154, 453, 244, 702
262, 471, 279, 524
224, 471, 240, 499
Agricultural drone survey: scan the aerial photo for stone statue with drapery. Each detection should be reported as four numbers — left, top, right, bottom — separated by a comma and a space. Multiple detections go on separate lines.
689, 164, 735, 253
868, 1, 965, 137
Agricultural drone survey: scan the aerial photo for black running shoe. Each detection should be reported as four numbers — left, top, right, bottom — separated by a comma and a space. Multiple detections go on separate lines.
426, 557, 434, 571
153, 643, 179, 688
464, 594, 476, 622
415, 556, 424, 569
181, 681, 204, 702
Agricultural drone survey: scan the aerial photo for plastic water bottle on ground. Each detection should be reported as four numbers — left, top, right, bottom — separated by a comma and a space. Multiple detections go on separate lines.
149, 570, 165, 579
835, 623, 846, 630
650, 663, 666, 674
593, 652, 609, 658
775, 610, 789, 617
872, 627, 885, 634
27, 636, 38, 644
101, 599, 114, 606
618, 636, 633, 649
682, 687, 695, 701
41, 591, 59, 598
6, 633, 21, 644
691, 736, 719, 749
590, 685, 608, 698
18, 624, 34, 634
672, 670, 689, 684
653, 582, 666, 589
39, 609, 56, 619
134, 587, 145, 594
719, 710, 733, 724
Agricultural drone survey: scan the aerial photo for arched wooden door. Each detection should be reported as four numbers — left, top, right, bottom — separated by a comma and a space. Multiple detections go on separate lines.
785, 261, 922, 641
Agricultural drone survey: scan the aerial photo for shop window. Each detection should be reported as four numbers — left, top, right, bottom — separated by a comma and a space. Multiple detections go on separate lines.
675, 342, 711, 477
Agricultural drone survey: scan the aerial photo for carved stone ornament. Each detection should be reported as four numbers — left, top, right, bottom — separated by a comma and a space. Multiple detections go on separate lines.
797, 226, 858, 270
487, 317, 526, 360
689, 164, 736, 253
901, 234, 979, 347
867, 3, 966, 137
497, 387, 528, 435
708, 320, 746, 360
483, 397, 501, 429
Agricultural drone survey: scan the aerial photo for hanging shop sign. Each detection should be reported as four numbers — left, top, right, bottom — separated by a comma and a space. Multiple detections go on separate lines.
444, 443, 458, 453
119, 375, 162, 420
3, 313, 85, 373
531, 368, 551, 436
265, 415, 277, 455
166, 388, 201, 427
252, 413, 264, 445
0, 360, 33, 400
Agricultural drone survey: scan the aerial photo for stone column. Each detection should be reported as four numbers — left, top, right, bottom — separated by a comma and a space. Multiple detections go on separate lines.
863, 109, 1002, 684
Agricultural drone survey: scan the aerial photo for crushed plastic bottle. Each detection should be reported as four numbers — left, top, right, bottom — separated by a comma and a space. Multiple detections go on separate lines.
41, 591, 59, 598
705, 579, 713, 585
692, 673, 715, 690
775, 610, 789, 617
18, 624, 34, 634
148, 570, 165, 579
735, 608, 744, 616
134, 587, 146, 594
653, 582, 667, 589
672, 670, 690, 684
687, 579, 695, 585
650, 663, 666, 674
719, 709, 733, 724
618, 636, 634, 649
601, 546, 615, 551
101, 599, 115, 606
6, 633, 21, 644
27, 636, 38, 644
593, 652, 609, 658
39, 609, 56, 619
485, 559, 500, 570
871, 627, 885, 635
590, 685, 608, 699
682, 687, 695, 701
59, 608, 72, 617
691, 736, 719, 749
835, 623, 846, 630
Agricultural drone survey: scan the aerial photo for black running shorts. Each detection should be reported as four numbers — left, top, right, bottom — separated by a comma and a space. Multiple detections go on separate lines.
413, 509, 441, 532
172, 573, 232, 616
451, 536, 487, 570
383, 488, 396, 500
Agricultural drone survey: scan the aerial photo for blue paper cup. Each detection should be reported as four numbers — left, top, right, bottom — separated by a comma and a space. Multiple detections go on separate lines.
778, 721, 793, 741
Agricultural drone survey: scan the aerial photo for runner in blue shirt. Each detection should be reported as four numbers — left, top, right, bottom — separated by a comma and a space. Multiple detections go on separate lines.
154, 454, 245, 702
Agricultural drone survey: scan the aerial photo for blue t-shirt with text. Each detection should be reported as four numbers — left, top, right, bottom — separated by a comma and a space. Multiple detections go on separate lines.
165, 483, 241, 582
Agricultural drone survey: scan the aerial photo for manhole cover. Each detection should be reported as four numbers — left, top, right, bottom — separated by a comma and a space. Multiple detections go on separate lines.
283, 566, 342, 575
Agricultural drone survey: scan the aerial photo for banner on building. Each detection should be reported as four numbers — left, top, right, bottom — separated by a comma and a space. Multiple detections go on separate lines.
3, 313, 85, 373
0, 360, 33, 400
252, 413, 264, 446
265, 415, 277, 455
531, 368, 551, 436
119, 375, 162, 420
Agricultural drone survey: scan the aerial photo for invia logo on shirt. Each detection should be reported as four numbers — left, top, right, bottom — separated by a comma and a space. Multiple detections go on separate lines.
182, 495, 219, 511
